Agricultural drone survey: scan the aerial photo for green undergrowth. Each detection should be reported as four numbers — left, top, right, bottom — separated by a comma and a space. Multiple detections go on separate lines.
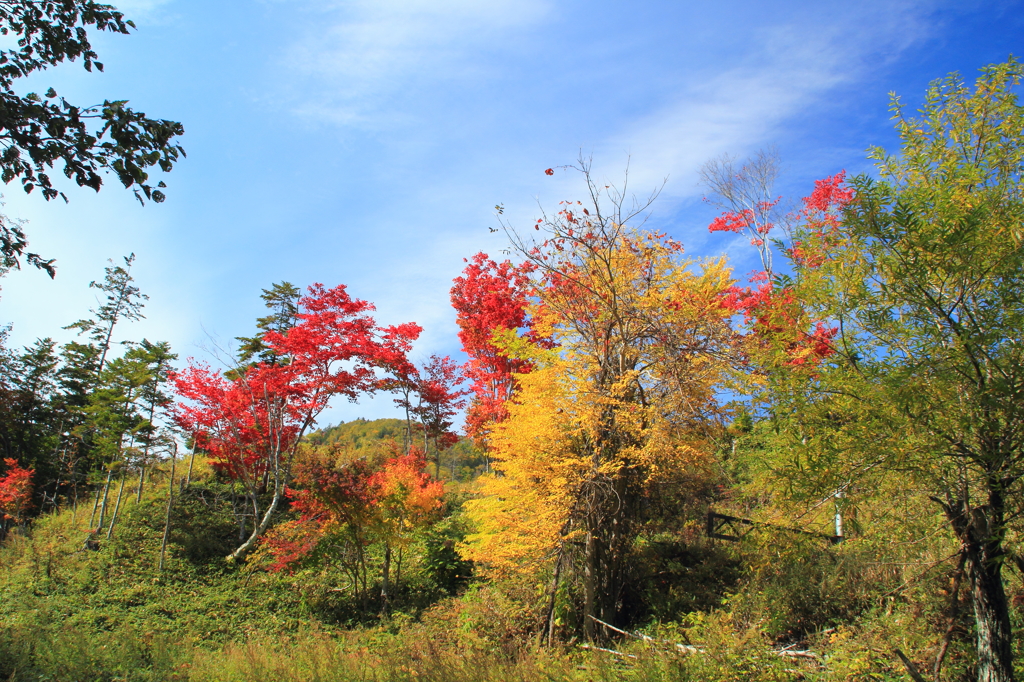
0, 494, 799, 682
3, 464, 1021, 681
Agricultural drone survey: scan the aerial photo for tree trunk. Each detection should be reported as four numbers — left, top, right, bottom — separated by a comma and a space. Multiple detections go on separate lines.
583, 526, 598, 641
402, 397, 413, 455
968, 545, 1014, 682
228, 483, 281, 561
96, 467, 114, 531
185, 446, 197, 487
105, 471, 127, 539
88, 485, 102, 529
357, 535, 369, 612
933, 553, 967, 680
944, 492, 1015, 682
159, 452, 176, 570
381, 543, 392, 615
396, 545, 404, 593
238, 494, 249, 541
48, 438, 66, 510
136, 464, 146, 503
544, 544, 565, 645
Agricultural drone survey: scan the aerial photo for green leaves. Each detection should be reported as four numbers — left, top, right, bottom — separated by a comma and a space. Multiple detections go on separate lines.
772, 61, 1024, 681
0, 1, 186, 275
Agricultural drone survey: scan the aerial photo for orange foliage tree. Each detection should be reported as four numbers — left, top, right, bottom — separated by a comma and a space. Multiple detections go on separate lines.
371, 445, 445, 610
261, 442, 443, 612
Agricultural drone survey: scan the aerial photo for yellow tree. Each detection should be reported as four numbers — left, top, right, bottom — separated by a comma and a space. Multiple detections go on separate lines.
463, 162, 736, 640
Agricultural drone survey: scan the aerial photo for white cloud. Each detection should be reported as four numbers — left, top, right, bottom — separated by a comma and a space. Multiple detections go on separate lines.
597, 0, 938, 200
0, 0, 967, 430
278, 0, 550, 127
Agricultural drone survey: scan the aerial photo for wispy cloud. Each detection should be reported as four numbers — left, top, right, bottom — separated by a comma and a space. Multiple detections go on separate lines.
279, 0, 550, 128
598, 0, 939, 199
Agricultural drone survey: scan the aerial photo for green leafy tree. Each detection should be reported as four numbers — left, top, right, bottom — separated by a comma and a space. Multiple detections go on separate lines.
0, 1, 185, 275
774, 60, 1024, 682
82, 344, 151, 531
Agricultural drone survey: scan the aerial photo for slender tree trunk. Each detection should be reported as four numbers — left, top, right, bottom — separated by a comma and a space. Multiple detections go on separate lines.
583, 526, 597, 641
48, 433, 66, 509
235, 492, 247, 541
136, 464, 146, 503
357, 535, 369, 613
88, 485, 101, 529
933, 553, 967, 680
185, 446, 197, 487
544, 544, 565, 645
228, 483, 280, 561
402, 395, 413, 455
96, 468, 114, 531
395, 545, 403, 593
381, 543, 392, 615
159, 452, 176, 570
105, 471, 127, 539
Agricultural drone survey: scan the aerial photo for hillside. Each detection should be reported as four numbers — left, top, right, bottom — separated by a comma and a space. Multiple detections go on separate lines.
307, 418, 488, 481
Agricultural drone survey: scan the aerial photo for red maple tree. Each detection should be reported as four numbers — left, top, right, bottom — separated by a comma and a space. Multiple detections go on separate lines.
712, 172, 852, 366
411, 354, 469, 476
0, 458, 33, 531
172, 283, 421, 560
450, 252, 533, 441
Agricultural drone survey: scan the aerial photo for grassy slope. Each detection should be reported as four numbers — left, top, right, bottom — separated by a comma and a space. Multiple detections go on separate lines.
0, 459, 324, 679
3, 418, 1017, 680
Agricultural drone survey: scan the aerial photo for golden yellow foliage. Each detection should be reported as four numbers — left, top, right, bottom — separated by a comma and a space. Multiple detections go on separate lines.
462, 182, 737, 637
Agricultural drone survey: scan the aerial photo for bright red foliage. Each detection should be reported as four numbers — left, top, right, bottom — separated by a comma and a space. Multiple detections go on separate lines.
0, 458, 33, 524
450, 253, 534, 441
264, 454, 376, 572
171, 283, 421, 556
383, 353, 467, 462
173, 283, 421, 479
412, 355, 469, 457
788, 171, 853, 268
802, 171, 854, 217
719, 280, 837, 365
708, 208, 754, 234
712, 173, 852, 366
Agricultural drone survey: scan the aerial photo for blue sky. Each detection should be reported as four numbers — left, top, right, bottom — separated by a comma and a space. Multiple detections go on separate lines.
1, 0, 1021, 424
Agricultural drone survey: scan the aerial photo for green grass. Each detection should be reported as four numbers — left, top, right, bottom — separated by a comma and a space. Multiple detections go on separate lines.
1, 460, 1009, 682
0, 491, 805, 682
